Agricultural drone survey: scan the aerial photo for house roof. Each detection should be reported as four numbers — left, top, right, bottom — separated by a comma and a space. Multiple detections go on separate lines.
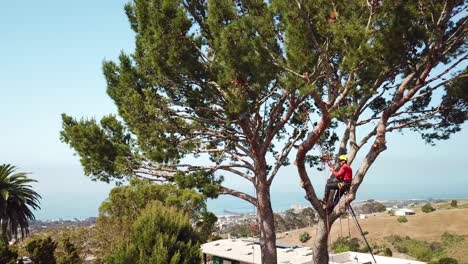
201, 239, 427, 264
201, 239, 312, 264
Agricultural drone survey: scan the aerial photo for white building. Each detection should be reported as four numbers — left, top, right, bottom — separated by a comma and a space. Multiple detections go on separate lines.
201, 239, 426, 264
394, 208, 415, 216
290, 204, 308, 213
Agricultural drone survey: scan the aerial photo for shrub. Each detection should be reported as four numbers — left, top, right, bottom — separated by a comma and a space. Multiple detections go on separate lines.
385, 235, 403, 244
105, 201, 201, 264
385, 235, 444, 262
57, 238, 82, 264
441, 232, 464, 246
372, 244, 393, 257
429, 241, 443, 251
384, 247, 393, 257
25, 236, 57, 264
422, 203, 436, 213
0, 239, 18, 264
388, 210, 395, 216
397, 216, 408, 223
299, 232, 311, 243
450, 200, 457, 207
396, 244, 408, 253
439, 257, 458, 264
332, 237, 360, 253
359, 201, 386, 214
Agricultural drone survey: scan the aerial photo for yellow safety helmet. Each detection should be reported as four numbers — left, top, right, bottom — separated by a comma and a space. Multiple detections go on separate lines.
339, 154, 348, 161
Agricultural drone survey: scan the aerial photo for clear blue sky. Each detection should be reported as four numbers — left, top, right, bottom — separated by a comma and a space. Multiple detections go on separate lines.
1, 1, 467, 219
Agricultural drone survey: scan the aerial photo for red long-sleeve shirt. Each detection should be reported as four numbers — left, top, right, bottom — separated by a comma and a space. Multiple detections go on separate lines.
331, 164, 352, 182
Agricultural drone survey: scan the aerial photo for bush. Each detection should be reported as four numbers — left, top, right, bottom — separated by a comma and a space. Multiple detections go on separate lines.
384, 247, 393, 257
0, 239, 18, 264
359, 201, 386, 214
385, 235, 403, 244
397, 216, 408, 223
429, 242, 443, 251
106, 201, 201, 264
388, 210, 395, 216
439, 257, 458, 264
386, 235, 440, 262
25, 236, 57, 264
395, 244, 408, 253
373, 244, 393, 257
450, 200, 458, 207
299, 232, 311, 243
57, 238, 82, 264
422, 203, 436, 213
441, 232, 464, 246
332, 237, 360, 253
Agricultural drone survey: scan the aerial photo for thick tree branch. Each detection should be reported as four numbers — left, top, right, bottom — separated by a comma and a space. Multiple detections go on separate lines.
219, 186, 257, 205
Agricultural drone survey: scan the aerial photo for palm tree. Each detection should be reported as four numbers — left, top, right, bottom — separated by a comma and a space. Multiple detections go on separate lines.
0, 164, 41, 241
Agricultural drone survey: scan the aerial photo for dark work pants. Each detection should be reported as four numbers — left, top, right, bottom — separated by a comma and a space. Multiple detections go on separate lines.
324, 180, 350, 205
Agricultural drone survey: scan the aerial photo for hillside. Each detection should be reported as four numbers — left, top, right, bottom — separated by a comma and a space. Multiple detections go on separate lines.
278, 201, 468, 262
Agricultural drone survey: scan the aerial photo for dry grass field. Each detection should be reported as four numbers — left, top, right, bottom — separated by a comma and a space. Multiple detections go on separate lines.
278, 201, 468, 262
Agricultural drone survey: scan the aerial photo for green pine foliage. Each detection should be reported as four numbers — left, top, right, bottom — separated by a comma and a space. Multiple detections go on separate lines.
59, 0, 468, 262
25, 236, 58, 264
106, 201, 201, 264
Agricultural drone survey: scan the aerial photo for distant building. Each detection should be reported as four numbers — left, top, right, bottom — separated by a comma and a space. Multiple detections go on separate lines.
290, 204, 307, 213
394, 208, 415, 216
201, 239, 426, 264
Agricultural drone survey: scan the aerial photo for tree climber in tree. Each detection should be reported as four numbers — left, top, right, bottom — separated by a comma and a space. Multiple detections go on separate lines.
322, 155, 353, 209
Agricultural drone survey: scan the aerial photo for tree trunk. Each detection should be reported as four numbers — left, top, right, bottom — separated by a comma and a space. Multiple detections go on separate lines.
256, 181, 277, 264
312, 218, 330, 264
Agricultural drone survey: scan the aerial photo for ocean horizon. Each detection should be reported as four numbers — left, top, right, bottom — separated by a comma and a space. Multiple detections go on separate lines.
33, 187, 468, 220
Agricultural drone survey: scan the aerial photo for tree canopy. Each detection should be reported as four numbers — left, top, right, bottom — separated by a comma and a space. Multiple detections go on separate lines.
61, 0, 467, 262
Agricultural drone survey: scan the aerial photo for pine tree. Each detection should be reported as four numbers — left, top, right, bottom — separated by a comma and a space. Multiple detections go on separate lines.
61, 1, 467, 262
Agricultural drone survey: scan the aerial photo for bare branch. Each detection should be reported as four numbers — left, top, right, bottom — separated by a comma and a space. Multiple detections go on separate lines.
219, 186, 257, 205
267, 124, 308, 185
221, 167, 254, 182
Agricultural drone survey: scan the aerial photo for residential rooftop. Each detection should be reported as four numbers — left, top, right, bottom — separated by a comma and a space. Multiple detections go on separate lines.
201, 239, 426, 264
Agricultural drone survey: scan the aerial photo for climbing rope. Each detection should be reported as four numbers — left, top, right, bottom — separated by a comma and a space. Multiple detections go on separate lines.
348, 205, 377, 263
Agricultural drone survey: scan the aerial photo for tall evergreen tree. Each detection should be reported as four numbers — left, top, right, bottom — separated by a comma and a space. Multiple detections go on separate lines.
61, 0, 467, 262
0, 164, 41, 241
